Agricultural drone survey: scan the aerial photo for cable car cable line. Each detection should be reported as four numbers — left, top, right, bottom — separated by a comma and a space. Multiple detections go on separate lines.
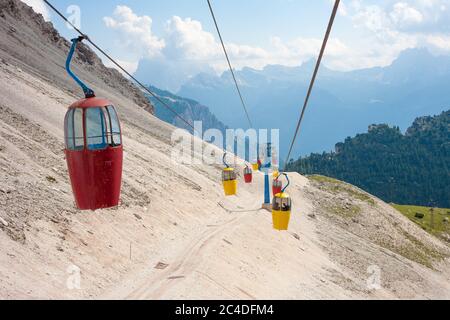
283, 0, 340, 170
206, 0, 254, 129
44, 0, 244, 167
45, 0, 341, 226
43, 0, 195, 131
217, 202, 262, 213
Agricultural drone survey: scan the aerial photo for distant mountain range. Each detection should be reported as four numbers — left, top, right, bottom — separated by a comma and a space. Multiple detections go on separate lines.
135, 58, 215, 94
286, 111, 450, 208
177, 48, 450, 162
145, 85, 227, 134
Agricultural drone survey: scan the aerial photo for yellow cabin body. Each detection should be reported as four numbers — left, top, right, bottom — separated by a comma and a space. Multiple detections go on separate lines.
222, 167, 237, 196
272, 210, 291, 231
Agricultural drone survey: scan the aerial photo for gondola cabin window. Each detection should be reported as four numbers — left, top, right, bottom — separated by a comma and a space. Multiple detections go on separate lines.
86, 107, 108, 150
106, 106, 122, 146
222, 169, 236, 182
272, 196, 291, 211
64, 106, 122, 151
65, 108, 84, 151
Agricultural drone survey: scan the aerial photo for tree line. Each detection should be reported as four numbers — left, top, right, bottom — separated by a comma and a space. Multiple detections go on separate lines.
286, 110, 450, 208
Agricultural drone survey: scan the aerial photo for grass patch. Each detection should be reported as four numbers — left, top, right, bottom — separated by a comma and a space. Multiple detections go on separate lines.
326, 203, 361, 218
308, 175, 362, 218
308, 175, 376, 206
378, 228, 447, 269
377, 239, 435, 269
392, 204, 450, 241
308, 175, 342, 184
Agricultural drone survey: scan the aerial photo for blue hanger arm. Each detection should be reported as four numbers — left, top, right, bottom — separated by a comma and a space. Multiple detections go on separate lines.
281, 173, 290, 193
66, 37, 95, 98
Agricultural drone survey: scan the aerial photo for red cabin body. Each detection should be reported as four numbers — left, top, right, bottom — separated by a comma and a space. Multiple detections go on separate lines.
273, 179, 283, 197
64, 98, 123, 211
243, 167, 253, 184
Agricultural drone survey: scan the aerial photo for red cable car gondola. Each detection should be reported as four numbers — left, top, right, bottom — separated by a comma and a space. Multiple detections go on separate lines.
64, 36, 123, 210
243, 165, 253, 184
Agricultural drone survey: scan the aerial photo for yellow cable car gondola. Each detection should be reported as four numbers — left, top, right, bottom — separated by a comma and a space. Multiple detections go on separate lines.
222, 153, 237, 196
272, 173, 292, 231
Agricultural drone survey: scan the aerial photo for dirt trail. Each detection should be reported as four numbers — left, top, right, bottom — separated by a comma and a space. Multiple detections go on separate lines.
130, 214, 245, 300
102, 174, 273, 300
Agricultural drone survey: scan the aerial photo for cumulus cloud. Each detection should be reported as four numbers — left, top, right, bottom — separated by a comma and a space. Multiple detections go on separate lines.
103, 6, 165, 58
161, 16, 273, 72
353, 6, 388, 35
426, 34, 450, 51
351, 1, 450, 33
21, 0, 50, 20
390, 2, 424, 29
331, 0, 348, 16
164, 16, 221, 61
102, 2, 450, 87
346, 0, 450, 66
104, 5, 354, 76
269, 36, 351, 68
104, 59, 139, 75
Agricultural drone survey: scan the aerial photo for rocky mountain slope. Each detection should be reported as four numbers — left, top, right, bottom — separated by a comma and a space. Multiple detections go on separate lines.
0, 0, 153, 114
146, 85, 227, 134
0, 0, 449, 299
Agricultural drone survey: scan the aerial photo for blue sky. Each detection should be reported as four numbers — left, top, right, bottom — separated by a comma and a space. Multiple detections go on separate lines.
25, 0, 450, 76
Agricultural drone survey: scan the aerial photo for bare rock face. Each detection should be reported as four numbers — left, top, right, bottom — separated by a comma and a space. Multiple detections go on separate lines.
0, 0, 20, 18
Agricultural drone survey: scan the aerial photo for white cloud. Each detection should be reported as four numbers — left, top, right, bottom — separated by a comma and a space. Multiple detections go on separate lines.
344, 0, 450, 67
161, 15, 352, 72
269, 36, 352, 68
426, 34, 450, 51
21, 0, 50, 20
102, 2, 450, 85
104, 59, 139, 76
350, 0, 450, 33
390, 2, 424, 28
104, 6, 355, 75
339, 3, 349, 16
162, 16, 271, 72
353, 5, 393, 35
103, 5, 165, 59
164, 16, 221, 61
331, 0, 348, 16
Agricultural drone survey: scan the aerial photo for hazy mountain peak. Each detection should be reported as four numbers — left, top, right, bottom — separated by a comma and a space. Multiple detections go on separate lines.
179, 47, 450, 158
395, 47, 433, 62
300, 58, 316, 69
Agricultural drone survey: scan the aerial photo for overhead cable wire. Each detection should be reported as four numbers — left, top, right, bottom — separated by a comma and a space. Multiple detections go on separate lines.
207, 0, 254, 129
283, 0, 340, 170
43, 0, 195, 131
